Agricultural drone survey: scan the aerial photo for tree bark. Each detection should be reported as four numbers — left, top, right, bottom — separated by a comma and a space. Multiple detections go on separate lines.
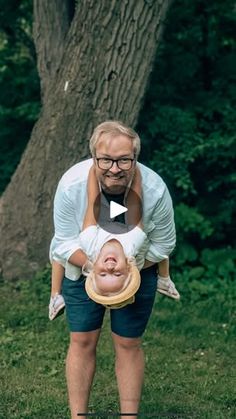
0, 0, 173, 280
33, 0, 76, 102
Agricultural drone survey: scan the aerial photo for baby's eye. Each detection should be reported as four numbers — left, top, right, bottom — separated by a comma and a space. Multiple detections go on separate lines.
114, 273, 121, 277
99, 273, 107, 277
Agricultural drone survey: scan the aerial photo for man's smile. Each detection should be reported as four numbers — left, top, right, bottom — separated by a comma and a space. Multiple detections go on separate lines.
105, 174, 124, 180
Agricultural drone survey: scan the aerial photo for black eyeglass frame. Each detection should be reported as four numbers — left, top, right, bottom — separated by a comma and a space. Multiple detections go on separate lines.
95, 157, 136, 171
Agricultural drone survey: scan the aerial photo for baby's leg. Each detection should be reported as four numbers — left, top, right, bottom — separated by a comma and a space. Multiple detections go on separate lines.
83, 166, 100, 229
49, 260, 66, 320
157, 258, 180, 300
125, 166, 143, 228
51, 260, 65, 296
158, 258, 169, 278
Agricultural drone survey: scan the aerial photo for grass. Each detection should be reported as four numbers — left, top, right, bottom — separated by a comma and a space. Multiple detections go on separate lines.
0, 268, 236, 418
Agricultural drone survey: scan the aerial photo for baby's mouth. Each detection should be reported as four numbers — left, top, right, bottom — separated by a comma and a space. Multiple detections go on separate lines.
104, 257, 117, 263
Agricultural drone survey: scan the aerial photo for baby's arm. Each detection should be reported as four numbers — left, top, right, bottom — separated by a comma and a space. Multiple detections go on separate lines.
125, 166, 143, 229
83, 165, 100, 230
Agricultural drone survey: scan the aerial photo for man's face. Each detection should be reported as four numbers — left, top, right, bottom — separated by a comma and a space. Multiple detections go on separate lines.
94, 133, 136, 194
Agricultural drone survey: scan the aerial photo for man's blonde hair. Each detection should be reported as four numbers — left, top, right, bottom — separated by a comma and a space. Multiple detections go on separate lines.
89, 120, 141, 158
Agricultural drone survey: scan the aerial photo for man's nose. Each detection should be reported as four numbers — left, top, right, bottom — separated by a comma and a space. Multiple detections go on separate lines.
109, 162, 122, 174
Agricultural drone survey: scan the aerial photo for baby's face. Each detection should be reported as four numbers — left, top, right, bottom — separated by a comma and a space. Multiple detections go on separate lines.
93, 239, 129, 295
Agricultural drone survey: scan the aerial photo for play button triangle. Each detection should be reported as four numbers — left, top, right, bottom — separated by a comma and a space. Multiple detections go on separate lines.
110, 201, 128, 219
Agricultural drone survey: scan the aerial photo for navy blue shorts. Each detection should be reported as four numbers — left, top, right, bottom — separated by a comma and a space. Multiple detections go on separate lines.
62, 264, 157, 338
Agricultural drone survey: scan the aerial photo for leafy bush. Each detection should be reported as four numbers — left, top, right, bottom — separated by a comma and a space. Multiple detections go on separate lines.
138, 0, 236, 277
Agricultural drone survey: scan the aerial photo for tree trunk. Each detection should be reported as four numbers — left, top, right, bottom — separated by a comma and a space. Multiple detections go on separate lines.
0, 0, 172, 280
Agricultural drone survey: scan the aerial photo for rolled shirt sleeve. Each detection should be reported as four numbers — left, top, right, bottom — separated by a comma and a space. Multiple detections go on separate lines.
50, 186, 81, 263
138, 162, 176, 263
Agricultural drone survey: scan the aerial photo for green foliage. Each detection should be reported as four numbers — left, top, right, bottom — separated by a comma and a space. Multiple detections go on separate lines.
0, 0, 40, 194
175, 203, 214, 239
146, 107, 203, 195
201, 247, 236, 279
138, 0, 236, 277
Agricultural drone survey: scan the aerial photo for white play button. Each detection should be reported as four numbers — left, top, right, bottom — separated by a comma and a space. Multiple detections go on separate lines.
93, 189, 142, 233
110, 201, 128, 219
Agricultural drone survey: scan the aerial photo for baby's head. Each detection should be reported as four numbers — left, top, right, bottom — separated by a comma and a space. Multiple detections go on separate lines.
84, 239, 140, 308
93, 238, 131, 294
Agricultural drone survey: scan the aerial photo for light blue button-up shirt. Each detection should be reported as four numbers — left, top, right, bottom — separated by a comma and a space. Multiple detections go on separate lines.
50, 159, 176, 280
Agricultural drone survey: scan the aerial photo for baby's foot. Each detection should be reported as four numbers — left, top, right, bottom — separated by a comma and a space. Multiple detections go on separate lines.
157, 276, 180, 300
49, 293, 65, 320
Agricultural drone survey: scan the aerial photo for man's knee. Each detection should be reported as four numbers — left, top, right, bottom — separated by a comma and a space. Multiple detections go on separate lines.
112, 333, 142, 352
69, 330, 100, 354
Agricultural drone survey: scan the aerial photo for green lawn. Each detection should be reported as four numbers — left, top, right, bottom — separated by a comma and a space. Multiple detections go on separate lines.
0, 269, 235, 418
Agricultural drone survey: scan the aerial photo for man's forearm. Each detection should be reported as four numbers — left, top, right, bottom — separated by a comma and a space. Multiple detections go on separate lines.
68, 249, 88, 267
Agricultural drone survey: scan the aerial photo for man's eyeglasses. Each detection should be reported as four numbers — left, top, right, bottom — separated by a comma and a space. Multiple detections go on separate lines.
96, 158, 135, 171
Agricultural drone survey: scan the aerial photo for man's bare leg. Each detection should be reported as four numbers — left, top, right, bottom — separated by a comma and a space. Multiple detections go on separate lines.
66, 329, 101, 419
112, 333, 144, 419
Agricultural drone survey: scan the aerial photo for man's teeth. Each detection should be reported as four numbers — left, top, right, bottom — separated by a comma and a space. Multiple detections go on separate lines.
107, 176, 121, 179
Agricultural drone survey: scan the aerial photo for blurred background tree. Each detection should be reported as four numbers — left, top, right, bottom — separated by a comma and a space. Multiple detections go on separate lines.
0, 0, 235, 283
0, 0, 171, 279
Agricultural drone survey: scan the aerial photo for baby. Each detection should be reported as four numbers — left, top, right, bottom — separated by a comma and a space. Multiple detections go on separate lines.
49, 165, 180, 320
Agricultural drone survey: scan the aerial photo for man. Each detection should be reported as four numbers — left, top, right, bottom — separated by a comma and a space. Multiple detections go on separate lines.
50, 120, 176, 418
